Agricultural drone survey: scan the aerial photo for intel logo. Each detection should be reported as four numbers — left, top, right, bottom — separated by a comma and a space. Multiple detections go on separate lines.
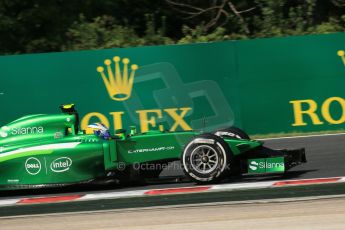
50, 157, 72, 173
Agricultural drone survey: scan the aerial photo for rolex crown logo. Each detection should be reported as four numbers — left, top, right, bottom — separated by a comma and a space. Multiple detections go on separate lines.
337, 50, 345, 65
97, 56, 138, 101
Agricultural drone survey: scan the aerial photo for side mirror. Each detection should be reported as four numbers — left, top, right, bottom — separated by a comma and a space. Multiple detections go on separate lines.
130, 126, 137, 135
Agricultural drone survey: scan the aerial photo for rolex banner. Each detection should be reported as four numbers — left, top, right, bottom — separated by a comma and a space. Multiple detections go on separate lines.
0, 33, 344, 135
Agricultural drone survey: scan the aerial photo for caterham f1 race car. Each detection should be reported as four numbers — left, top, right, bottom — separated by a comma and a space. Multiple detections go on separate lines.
0, 104, 306, 190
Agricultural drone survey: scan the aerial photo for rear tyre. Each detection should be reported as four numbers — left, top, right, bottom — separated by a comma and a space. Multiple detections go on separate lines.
214, 126, 250, 140
181, 133, 233, 184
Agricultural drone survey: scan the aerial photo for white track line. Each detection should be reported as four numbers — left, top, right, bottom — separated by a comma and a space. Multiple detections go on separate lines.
80, 190, 147, 201
0, 199, 21, 206
258, 132, 345, 141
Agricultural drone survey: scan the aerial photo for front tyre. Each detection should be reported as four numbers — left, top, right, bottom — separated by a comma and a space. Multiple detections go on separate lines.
182, 134, 232, 184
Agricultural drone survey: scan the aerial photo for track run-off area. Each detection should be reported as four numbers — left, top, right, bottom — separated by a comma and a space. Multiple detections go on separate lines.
2, 197, 345, 230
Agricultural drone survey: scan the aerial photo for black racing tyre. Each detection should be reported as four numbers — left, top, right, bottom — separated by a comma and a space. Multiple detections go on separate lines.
181, 133, 234, 184
214, 126, 250, 140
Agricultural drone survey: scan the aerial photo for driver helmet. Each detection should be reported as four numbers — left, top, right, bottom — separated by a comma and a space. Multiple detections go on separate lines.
87, 123, 111, 139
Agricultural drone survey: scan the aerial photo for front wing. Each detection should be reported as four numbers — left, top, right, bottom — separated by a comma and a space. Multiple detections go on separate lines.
240, 147, 306, 175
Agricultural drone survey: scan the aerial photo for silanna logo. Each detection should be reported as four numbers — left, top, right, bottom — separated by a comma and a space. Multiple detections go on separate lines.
0, 126, 44, 138
249, 160, 284, 171
249, 161, 259, 171
96, 56, 138, 101
0, 126, 9, 138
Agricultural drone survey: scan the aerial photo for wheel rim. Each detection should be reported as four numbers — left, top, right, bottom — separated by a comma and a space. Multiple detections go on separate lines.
190, 145, 219, 174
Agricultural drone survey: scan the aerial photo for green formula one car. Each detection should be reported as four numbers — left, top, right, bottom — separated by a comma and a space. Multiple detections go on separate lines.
0, 104, 306, 190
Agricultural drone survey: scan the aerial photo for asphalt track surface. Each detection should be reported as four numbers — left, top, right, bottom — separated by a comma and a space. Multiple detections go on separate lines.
0, 133, 345, 198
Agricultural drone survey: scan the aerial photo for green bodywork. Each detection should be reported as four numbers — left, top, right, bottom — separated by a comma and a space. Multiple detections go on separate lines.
0, 108, 296, 188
